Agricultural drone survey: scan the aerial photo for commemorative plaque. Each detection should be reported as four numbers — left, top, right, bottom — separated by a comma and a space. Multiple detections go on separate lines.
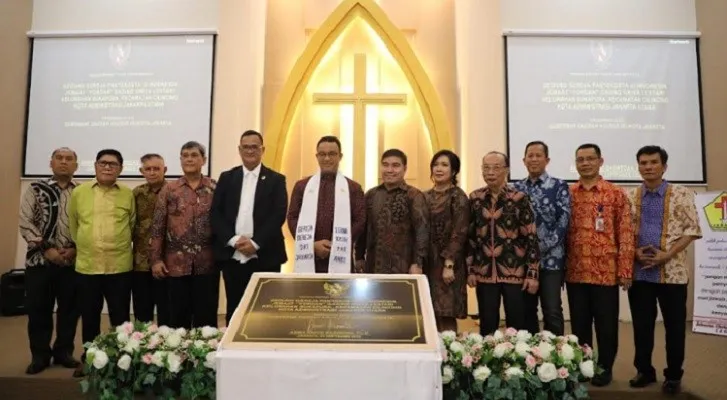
220, 273, 438, 350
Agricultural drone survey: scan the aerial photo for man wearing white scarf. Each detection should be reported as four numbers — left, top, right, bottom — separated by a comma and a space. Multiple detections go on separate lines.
287, 136, 366, 273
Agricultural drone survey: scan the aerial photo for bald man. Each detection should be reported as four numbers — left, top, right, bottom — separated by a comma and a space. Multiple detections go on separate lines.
19, 147, 81, 374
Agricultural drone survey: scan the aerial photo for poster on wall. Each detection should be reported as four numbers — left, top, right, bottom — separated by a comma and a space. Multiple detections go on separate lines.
693, 192, 727, 336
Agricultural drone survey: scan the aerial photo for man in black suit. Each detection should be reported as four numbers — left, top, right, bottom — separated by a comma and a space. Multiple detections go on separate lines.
211, 130, 288, 325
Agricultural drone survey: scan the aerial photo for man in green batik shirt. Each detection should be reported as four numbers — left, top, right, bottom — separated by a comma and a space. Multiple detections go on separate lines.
69, 149, 135, 377
132, 153, 169, 325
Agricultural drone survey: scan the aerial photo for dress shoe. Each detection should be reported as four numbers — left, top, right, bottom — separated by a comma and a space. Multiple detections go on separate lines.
662, 380, 682, 395
629, 372, 657, 388
53, 355, 81, 369
72, 365, 87, 378
590, 371, 613, 387
25, 359, 50, 375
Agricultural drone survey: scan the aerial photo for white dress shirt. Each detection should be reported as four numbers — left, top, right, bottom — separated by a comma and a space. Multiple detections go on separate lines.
227, 163, 261, 263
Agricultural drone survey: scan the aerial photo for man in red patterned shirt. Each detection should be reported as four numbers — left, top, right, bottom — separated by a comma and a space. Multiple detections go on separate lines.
567, 143, 635, 386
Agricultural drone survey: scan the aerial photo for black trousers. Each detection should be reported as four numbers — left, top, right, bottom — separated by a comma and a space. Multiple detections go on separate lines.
166, 272, 220, 329
476, 282, 527, 336
221, 259, 280, 326
567, 282, 619, 373
77, 271, 132, 360
525, 269, 565, 335
131, 271, 170, 326
628, 281, 687, 381
25, 264, 79, 362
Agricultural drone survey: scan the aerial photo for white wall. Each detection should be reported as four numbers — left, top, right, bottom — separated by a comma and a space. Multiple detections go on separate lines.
455, 0, 699, 322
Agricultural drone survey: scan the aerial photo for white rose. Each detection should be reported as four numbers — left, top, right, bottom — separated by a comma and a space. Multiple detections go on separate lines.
472, 366, 491, 382
449, 341, 465, 354
166, 333, 182, 348
204, 351, 217, 370
158, 326, 172, 337
194, 340, 206, 348
123, 338, 140, 354
201, 326, 219, 339
151, 351, 165, 367
442, 365, 454, 384
515, 341, 530, 357
175, 328, 187, 337
537, 342, 554, 360
116, 332, 129, 344
493, 330, 504, 340
117, 354, 132, 371
537, 362, 558, 383
467, 332, 484, 344
560, 343, 575, 361
441, 330, 457, 341
86, 347, 98, 357
579, 360, 595, 378
540, 331, 556, 341
493, 343, 509, 358
505, 367, 523, 378
92, 350, 109, 369
567, 334, 579, 344
516, 330, 532, 342
166, 353, 182, 373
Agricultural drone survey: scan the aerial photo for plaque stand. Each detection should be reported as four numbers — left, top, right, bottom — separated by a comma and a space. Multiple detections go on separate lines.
216, 273, 443, 400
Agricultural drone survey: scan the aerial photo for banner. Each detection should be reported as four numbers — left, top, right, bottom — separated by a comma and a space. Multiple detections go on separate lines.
693, 192, 727, 336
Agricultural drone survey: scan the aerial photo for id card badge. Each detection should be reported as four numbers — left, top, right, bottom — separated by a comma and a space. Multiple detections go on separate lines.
595, 217, 605, 232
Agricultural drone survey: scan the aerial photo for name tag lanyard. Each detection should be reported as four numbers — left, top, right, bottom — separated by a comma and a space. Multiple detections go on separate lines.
595, 204, 605, 232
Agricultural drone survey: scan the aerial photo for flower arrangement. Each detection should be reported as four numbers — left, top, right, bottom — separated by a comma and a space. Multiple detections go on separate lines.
440, 328, 602, 400
79, 321, 223, 400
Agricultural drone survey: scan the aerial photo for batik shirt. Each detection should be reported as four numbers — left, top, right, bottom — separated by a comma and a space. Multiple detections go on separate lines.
133, 182, 166, 272
512, 172, 571, 271
19, 178, 77, 267
467, 186, 540, 284
628, 182, 702, 284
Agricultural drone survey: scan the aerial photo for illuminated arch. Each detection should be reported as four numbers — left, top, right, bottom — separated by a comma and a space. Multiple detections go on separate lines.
263, 0, 452, 168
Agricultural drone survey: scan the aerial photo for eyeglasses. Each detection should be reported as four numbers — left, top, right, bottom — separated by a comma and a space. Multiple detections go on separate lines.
575, 156, 599, 164
96, 161, 120, 169
316, 152, 340, 159
240, 145, 262, 152
481, 165, 506, 173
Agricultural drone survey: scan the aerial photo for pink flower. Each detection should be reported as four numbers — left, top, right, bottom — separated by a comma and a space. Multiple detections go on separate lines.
558, 367, 569, 379
441, 348, 448, 362
141, 353, 153, 365
131, 331, 144, 341
462, 354, 474, 368
484, 335, 496, 344
471, 344, 482, 353
525, 354, 537, 370
120, 322, 134, 334
505, 327, 518, 337
148, 324, 159, 333
582, 345, 593, 358
208, 339, 219, 348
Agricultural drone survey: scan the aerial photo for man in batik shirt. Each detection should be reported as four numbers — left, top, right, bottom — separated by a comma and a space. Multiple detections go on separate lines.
468, 151, 540, 336
513, 141, 570, 336
132, 153, 168, 324
150, 142, 218, 329
355, 149, 429, 275
567, 143, 635, 387
627, 146, 702, 395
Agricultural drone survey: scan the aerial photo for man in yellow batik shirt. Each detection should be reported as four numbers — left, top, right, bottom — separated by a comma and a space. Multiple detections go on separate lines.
69, 149, 135, 377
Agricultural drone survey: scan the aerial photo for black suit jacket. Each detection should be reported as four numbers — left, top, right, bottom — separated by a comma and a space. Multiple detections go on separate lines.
211, 164, 288, 267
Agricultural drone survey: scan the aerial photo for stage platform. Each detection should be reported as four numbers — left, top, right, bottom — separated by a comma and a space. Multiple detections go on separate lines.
0, 315, 720, 399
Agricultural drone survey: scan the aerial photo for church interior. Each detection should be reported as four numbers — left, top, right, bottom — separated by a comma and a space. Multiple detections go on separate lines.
0, 0, 726, 398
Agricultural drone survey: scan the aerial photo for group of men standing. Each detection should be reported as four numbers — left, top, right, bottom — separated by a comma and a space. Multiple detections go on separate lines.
19, 132, 700, 395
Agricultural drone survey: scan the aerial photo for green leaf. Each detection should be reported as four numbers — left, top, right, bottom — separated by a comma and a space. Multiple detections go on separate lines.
574, 384, 590, 399
487, 375, 502, 389
143, 373, 156, 385
496, 387, 513, 399
551, 378, 566, 392
79, 379, 90, 393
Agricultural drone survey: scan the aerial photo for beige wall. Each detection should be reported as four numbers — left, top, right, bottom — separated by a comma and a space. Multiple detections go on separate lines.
0, 0, 33, 273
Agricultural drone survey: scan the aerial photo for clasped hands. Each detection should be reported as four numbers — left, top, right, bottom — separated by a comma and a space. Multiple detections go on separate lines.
43, 246, 75, 266
636, 245, 671, 268
234, 236, 257, 257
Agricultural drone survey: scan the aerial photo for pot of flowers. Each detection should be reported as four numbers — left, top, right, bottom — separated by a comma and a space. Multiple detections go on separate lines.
440, 328, 601, 400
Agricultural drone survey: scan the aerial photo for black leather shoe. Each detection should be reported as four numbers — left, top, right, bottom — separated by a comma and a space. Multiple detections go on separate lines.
590, 371, 613, 387
25, 359, 50, 375
662, 380, 682, 395
72, 365, 86, 378
53, 355, 81, 369
629, 372, 657, 388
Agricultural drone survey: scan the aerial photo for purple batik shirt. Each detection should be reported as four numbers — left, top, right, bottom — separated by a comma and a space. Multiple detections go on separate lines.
635, 181, 667, 282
